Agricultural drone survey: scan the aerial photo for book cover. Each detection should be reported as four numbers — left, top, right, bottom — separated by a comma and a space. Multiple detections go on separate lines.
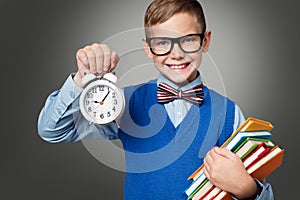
188, 118, 274, 181
185, 172, 207, 197
214, 146, 284, 199
248, 146, 284, 180
187, 179, 209, 199
201, 185, 221, 200
191, 181, 214, 200
234, 138, 261, 159
225, 131, 272, 152
243, 142, 271, 169
234, 138, 274, 160
190, 143, 272, 200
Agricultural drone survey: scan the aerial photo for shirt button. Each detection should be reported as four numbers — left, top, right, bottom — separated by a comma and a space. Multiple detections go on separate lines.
176, 112, 182, 118
70, 91, 75, 98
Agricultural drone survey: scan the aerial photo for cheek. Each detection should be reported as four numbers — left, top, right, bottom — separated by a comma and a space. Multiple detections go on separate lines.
190, 53, 203, 68
152, 56, 167, 67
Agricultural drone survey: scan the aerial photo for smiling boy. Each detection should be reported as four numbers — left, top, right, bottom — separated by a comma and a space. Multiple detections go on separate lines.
38, 0, 274, 199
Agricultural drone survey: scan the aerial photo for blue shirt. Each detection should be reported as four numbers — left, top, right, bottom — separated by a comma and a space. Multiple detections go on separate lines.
37, 73, 274, 200
156, 73, 245, 129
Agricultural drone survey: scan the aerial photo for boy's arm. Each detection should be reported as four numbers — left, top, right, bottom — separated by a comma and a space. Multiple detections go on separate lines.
232, 179, 274, 200
37, 74, 118, 143
217, 105, 274, 199
203, 147, 274, 199
38, 43, 120, 143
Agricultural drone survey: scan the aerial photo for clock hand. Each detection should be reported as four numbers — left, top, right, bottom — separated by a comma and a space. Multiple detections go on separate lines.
100, 88, 110, 105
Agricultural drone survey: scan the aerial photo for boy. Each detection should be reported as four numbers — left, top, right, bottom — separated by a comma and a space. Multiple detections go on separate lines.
38, 0, 274, 199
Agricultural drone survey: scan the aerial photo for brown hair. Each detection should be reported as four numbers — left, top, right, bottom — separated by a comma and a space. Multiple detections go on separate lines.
144, 0, 206, 32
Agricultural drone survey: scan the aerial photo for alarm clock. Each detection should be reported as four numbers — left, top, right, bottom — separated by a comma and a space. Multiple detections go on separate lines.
79, 72, 125, 126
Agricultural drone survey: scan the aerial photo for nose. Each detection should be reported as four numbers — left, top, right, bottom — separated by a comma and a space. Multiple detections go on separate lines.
170, 43, 184, 59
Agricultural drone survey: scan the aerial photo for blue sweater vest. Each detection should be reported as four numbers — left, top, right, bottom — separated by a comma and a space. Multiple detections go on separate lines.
118, 80, 235, 200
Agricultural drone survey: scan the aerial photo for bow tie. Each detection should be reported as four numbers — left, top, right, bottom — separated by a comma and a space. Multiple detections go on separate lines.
157, 82, 204, 106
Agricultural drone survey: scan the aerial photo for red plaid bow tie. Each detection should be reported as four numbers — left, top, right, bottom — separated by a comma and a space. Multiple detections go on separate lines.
157, 82, 204, 106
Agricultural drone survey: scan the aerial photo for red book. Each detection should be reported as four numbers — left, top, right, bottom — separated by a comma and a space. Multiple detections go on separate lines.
214, 146, 284, 199
202, 143, 272, 200
242, 142, 270, 169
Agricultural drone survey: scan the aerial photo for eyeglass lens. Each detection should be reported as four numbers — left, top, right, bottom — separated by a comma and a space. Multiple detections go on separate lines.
149, 34, 202, 55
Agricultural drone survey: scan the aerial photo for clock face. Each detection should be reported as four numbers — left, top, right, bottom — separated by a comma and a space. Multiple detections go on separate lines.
79, 80, 125, 125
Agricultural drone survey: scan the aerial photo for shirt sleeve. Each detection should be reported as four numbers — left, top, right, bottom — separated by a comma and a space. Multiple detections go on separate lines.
232, 179, 274, 200
233, 104, 246, 131
37, 74, 118, 143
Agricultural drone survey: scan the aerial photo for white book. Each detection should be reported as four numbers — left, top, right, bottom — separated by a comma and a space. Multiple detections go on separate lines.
225, 131, 272, 151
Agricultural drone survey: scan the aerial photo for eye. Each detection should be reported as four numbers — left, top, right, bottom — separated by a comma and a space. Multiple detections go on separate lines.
182, 37, 195, 43
152, 39, 170, 47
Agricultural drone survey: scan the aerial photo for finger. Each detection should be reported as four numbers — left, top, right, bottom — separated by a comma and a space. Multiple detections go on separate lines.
91, 43, 104, 75
110, 51, 119, 71
100, 44, 112, 73
214, 147, 236, 160
76, 49, 90, 77
76, 49, 89, 68
77, 59, 89, 78
85, 46, 97, 74
203, 166, 210, 180
204, 150, 214, 166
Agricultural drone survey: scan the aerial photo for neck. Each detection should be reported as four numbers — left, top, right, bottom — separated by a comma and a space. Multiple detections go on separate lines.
177, 71, 200, 87
157, 71, 201, 90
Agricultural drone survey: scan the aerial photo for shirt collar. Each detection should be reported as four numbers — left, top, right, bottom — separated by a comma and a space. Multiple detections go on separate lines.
157, 72, 202, 91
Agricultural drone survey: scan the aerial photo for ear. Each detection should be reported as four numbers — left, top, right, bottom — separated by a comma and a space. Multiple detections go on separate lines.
142, 37, 154, 59
202, 29, 212, 53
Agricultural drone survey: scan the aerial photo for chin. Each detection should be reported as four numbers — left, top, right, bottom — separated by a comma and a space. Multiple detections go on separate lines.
168, 76, 194, 86
170, 71, 198, 86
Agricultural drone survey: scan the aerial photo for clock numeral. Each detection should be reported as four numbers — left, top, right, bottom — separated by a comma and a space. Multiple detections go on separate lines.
93, 112, 97, 117
87, 93, 93, 98
112, 106, 116, 112
99, 86, 105, 91
113, 99, 118, 105
92, 88, 97, 93
88, 107, 92, 112
112, 92, 116, 98
85, 100, 90, 105
100, 113, 104, 119
107, 111, 111, 117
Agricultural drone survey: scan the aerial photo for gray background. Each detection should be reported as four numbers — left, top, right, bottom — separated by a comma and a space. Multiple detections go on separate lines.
1, 0, 299, 199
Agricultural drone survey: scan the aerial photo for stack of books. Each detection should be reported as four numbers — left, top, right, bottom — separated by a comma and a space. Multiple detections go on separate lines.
184, 117, 284, 200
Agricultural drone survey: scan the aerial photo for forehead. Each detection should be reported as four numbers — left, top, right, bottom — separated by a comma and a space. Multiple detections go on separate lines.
146, 13, 202, 37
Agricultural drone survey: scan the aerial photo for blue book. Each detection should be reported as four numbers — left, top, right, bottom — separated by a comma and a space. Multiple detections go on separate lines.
225, 130, 272, 151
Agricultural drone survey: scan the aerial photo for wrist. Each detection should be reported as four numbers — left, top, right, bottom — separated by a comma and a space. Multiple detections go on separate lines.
234, 177, 260, 199
73, 72, 85, 88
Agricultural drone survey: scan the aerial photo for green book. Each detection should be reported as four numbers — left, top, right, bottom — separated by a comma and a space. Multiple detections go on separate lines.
187, 178, 209, 200
226, 130, 272, 151
234, 137, 275, 160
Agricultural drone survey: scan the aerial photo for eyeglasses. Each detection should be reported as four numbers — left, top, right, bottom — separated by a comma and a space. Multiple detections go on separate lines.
146, 33, 205, 56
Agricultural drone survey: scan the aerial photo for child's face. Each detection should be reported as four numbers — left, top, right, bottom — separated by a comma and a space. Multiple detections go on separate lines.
144, 13, 211, 86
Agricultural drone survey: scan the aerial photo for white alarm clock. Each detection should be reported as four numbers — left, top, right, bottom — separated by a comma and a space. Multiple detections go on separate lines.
79, 73, 125, 126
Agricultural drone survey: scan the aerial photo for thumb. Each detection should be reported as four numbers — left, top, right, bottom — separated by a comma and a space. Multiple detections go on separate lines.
77, 59, 89, 78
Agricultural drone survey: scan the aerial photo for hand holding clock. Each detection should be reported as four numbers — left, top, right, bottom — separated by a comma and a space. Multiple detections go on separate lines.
73, 43, 120, 88
75, 44, 125, 125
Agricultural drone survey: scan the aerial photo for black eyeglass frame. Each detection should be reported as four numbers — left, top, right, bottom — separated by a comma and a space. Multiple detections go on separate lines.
146, 33, 206, 56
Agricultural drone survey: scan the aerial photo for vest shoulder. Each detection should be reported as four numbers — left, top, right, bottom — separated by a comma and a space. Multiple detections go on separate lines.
205, 86, 235, 105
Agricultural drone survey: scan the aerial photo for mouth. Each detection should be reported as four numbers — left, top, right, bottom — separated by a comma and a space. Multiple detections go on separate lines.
167, 62, 191, 71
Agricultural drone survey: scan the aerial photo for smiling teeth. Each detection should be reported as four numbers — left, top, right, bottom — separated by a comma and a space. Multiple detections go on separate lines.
170, 65, 186, 69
